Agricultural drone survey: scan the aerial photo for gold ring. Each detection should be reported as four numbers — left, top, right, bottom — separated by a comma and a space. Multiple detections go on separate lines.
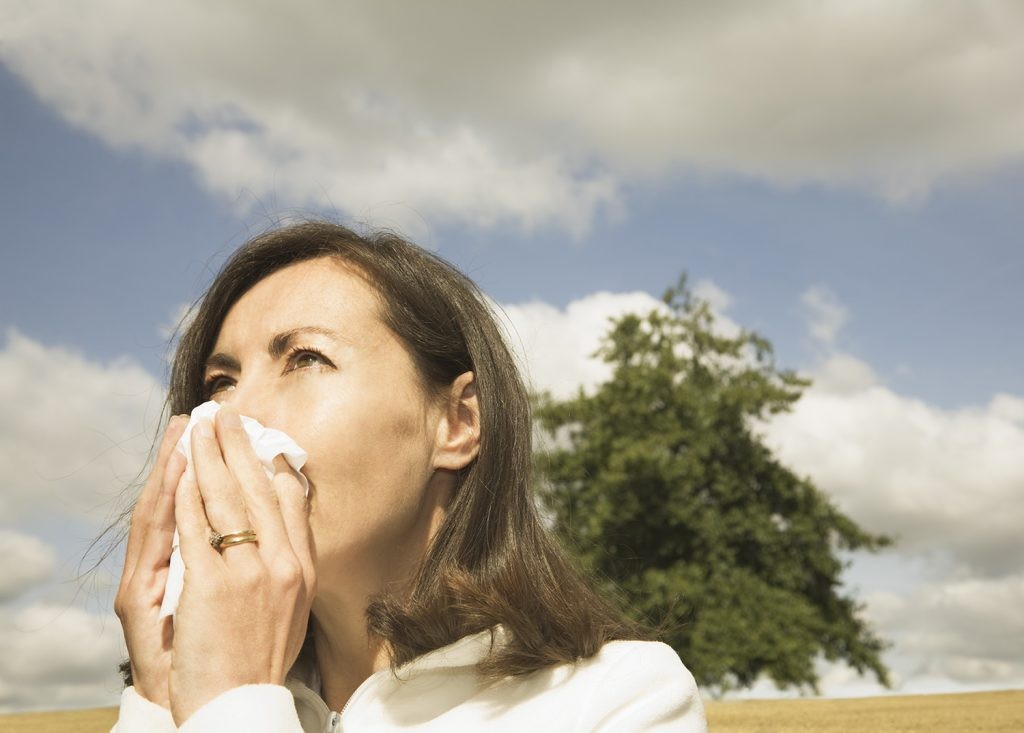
209, 529, 257, 550
219, 534, 258, 548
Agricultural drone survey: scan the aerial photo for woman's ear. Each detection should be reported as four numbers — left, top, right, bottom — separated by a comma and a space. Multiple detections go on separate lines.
433, 371, 480, 471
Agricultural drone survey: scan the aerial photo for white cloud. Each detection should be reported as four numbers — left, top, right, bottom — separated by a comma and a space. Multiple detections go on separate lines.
0, 603, 123, 712
3, 1, 1024, 233
0, 331, 165, 711
801, 286, 850, 347
990, 393, 1024, 424
495, 290, 666, 400
692, 279, 743, 339
494, 277, 745, 401
805, 352, 880, 395
757, 378, 1024, 576
756, 285, 1024, 576
867, 574, 1024, 666
0, 328, 165, 523
0, 531, 57, 603
859, 573, 1024, 690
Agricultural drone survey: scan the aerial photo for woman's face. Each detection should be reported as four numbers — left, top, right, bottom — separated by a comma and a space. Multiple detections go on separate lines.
202, 257, 457, 597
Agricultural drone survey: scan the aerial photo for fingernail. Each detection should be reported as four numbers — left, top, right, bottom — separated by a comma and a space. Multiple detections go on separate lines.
219, 405, 241, 428
196, 418, 214, 439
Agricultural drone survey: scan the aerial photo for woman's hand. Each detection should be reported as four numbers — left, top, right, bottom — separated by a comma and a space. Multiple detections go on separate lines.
113, 414, 189, 709
168, 406, 316, 726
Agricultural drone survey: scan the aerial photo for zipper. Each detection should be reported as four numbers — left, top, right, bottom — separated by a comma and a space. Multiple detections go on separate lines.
337, 668, 387, 727
325, 710, 341, 733
288, 682, 335, 733
319, 667, 389, 732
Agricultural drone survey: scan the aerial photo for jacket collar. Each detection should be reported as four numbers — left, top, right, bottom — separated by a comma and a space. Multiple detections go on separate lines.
286, 625, 509, 701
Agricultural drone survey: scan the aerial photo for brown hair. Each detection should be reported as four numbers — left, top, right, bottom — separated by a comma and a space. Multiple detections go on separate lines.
124, 219, 644, 683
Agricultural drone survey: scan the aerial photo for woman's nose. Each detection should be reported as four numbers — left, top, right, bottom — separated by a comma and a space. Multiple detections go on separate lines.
216, 379, 278, 428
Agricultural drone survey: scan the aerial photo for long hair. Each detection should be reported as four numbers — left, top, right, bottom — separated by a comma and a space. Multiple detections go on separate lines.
123, 219, 644, 684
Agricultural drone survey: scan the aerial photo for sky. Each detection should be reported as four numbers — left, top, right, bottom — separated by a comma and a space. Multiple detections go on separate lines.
2, 0, 1023, 713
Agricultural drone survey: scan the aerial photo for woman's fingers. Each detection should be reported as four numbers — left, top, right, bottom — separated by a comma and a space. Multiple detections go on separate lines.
174, 459, 218, 572
272, 453, 315, 665
188, 417, 259, 559
135, 450, 186, 575
214, 407, 291, 552
272, 455, 315, 584
123, 415, 188, 581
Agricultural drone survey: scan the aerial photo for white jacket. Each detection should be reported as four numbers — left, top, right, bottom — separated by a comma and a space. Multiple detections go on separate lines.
111, 628, 708, 732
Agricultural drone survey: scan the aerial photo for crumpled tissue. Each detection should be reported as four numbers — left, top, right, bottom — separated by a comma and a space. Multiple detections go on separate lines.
159, 400, 309, 621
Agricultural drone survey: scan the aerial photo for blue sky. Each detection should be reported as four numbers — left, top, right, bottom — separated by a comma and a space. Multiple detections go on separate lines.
2, 0, 1022, 712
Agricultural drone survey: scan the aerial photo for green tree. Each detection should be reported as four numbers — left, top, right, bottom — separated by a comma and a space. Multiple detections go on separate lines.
533, 273, 892, 694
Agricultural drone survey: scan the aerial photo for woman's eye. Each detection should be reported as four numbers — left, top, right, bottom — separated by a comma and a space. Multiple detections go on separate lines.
288, 348, 333, 371
293, 351, 323, 368
204, 376, 235, 396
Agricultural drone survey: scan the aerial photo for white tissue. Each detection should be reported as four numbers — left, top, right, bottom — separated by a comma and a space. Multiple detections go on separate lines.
159, 400, 309, 621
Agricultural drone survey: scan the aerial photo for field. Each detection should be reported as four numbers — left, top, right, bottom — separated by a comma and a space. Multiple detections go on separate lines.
1, 689, 1020, 732
705, 689, 1023, 732
0, 706, 117, 733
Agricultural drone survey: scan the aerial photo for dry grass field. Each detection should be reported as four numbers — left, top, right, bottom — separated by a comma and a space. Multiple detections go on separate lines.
1, 689, 1020, 732
0, 705, 117, 733
706, 689, 1024, 733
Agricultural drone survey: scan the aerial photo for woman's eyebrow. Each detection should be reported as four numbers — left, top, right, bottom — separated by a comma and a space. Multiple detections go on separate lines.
204, 326, 345, 373
204, 352, 241, 372
268, 326, 345, 359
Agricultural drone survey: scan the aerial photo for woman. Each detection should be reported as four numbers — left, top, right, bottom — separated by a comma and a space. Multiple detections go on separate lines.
112, 221, 707, 732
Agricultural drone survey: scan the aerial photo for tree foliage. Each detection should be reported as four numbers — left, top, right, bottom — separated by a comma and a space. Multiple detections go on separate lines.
533, 273, 892, 694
